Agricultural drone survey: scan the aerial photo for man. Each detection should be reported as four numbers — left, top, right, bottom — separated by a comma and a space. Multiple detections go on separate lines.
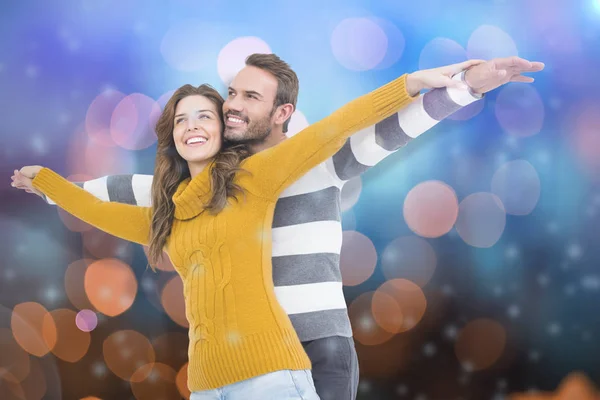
13, 54, 543, 399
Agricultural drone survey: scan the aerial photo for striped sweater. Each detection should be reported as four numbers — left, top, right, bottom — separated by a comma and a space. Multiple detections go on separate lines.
44, 71, 480, 342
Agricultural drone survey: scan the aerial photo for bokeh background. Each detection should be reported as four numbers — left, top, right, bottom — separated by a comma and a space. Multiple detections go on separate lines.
1, 0, 600, 399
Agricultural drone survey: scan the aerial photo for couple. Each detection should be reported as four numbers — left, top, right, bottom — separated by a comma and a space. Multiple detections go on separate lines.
11, 53, 543, 400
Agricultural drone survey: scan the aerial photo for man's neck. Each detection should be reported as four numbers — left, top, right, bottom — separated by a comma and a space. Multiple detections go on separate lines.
248, 130, 287, 154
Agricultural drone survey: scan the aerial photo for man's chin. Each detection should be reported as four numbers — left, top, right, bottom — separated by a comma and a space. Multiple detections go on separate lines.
224, 128, 247, 142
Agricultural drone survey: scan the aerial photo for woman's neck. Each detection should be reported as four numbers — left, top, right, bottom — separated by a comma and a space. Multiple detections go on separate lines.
188, 160, 210, 178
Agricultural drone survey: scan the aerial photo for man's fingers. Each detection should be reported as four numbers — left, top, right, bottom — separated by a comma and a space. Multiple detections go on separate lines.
448, 59, 486, 74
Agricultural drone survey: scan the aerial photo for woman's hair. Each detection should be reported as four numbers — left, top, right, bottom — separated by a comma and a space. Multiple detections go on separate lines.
147, 84, 250, 268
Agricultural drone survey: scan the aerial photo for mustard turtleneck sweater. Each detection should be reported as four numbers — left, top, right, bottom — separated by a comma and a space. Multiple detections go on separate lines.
32, 74, 414, 391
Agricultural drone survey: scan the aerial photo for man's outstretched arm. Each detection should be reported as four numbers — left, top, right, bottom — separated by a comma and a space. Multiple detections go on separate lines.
329, 56, 544, 181
40, 174, 154, 206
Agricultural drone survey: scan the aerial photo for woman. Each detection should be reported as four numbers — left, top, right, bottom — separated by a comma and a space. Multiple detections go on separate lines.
12, 77, 414, 399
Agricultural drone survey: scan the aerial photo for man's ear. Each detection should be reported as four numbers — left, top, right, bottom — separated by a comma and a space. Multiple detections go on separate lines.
275, 103, 294, 125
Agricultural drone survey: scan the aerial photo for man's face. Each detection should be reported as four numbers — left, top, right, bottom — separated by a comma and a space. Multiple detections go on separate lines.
223, 66, 278, 143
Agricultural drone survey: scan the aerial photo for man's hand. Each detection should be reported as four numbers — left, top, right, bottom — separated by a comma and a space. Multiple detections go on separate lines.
405, 56, 545, 97
464, 56, 545, 94
10, 166, 44, 197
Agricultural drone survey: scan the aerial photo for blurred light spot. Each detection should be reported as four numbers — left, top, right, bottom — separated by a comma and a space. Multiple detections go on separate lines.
103, 330, 155, 382
42, 286, 61, 306
564, 284, 577, 296
581, 275, 600, 290
423, 342, 437, 357
381, 236, 437, 287
176, 362, 190, 399
25, 65, 39, 78
456, 193, 506, 248
340, 231, 377, 286
130, 363, 179, 400
491, 160, 541, 215
567, 243, 583, 260
217, 37, 271, 84
495, 85, 544, 137
31, 134, 48, 155
572, 102, 600, 179
156, 89, 176, 111
371, 290, 403, 334
404, 180, 458, 238
111, 93, 160, 150
349, 292, 395, 345
67, 126, 137, 177
44, 309, 90, 362
4, 356, 47, 400
161, 22, 216, 72
467, 25, 518, 59
547, 322, 562, 336
507, 305, 521, 318
76, 310, 98, 332
331, 18, 387, 71
161, 275, 188, 328
83, 228, 133, 264
151, 332, 188, 369
84, 259, 138, 317
537, 274, 550, 287
444, 324, 458, 340
286, 110, 309, 138
376, 279, 427, 333
370, 18, 404, 70
396, 384, 409, 396
11, 302, 56, 357
86, 89, 125, 147
341, 177, 362, 212
418, 37, 466, 70
65, 259, 95, 311
455, 319, 506, 371
0, 328, 30, 383
505, 245, 519, 259
91, 361, 107, 378
529, 350, 541, 362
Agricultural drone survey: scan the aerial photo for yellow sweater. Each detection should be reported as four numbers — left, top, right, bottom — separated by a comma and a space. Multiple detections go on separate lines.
32, 74, 414, 391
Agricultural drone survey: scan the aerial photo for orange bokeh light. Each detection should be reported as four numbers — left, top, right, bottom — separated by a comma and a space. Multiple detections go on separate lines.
102, 330, 155, 382
455, 318, 506, 371
340, 231, 378, 286
403, 180, 459, 238
0, 328, 30, 383
84, 259, 138, 317
65, 259, 95, 311
161, 275, 188, 328
11, 302, 57, 357
130, 363, 180, 400
349, 292, 395, 346
43, 309, 91, 363
374, 279, 427, 333
176, 362, 190, 400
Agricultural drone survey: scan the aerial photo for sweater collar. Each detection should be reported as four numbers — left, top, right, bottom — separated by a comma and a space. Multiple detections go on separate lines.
173, 166, 212, 220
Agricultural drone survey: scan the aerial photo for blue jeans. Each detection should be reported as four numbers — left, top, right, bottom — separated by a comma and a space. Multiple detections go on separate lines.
190, 369, 320, 400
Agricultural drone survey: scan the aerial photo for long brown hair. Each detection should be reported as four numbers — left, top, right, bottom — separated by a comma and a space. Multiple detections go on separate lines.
147, 84, 250, 268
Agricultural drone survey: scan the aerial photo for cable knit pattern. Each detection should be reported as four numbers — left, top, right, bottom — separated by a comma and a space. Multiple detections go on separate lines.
32, 74, 415, 391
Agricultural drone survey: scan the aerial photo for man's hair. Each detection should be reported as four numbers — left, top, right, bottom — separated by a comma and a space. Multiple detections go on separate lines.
245, 53, 299, 133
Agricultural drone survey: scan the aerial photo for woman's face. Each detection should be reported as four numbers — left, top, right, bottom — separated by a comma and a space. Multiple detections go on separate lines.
172, 95, 223, 171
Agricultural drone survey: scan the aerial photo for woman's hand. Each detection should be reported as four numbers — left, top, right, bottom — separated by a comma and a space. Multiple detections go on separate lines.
10, 166, 44, 197
405, 59, 485, 96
